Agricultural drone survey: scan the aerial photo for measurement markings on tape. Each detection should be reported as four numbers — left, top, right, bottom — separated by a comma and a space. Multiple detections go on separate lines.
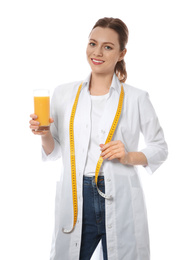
63, 83, 82, 234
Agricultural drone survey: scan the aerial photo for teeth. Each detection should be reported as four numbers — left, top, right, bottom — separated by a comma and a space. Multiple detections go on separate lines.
92, 59, 104, 63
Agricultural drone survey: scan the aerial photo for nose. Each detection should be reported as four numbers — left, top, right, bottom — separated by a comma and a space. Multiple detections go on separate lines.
93, 45, 103, 57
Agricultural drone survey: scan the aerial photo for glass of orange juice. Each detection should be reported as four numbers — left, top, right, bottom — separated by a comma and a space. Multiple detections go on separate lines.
33, 89, 50, 131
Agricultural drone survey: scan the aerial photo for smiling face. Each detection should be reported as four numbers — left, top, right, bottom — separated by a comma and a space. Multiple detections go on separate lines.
86, 27, 125, 77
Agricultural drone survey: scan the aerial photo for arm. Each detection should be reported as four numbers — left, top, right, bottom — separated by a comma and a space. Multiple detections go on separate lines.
127, 151, 148, 166
41, 119, 61, 161
41, 131, 55, 155
29, 86, 62, 161
29, 114, 55, 155
138, 92, 168, 173
100, 92, 168, 172
100, 141, 148, 166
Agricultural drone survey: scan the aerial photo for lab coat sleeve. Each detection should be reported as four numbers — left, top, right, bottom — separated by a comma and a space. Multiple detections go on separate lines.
42, 87, 62, 161
139, 92, 168, 174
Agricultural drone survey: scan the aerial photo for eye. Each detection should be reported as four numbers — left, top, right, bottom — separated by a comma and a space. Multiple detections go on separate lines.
105, 45, 112, 50
89, 42, 96, 47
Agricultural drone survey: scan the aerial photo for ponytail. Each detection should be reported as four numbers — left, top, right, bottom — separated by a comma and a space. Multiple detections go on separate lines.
115, 59, 127, 83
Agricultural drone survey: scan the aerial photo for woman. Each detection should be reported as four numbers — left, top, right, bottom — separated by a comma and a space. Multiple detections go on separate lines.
30, 17, 168, 260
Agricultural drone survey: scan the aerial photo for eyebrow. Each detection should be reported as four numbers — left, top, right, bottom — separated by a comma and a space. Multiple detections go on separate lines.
89, 39, 115, 46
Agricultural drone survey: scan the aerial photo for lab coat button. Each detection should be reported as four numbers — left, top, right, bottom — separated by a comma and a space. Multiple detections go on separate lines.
107, 178, 111, 182
108, 224, 112, 229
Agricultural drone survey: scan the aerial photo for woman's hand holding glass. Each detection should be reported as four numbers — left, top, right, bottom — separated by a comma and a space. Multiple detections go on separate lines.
29, 114, 54, 135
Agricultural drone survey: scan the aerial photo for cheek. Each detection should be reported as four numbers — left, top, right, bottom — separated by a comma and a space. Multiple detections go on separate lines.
112, 53, 121, 66
86, 47, 91, 58
107, 54, 119, 67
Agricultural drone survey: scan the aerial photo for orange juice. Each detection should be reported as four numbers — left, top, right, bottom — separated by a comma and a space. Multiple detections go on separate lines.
34, 91, 50, 131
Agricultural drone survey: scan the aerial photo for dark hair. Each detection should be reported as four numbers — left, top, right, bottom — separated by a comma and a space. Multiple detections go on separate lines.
92, 17, 129, 83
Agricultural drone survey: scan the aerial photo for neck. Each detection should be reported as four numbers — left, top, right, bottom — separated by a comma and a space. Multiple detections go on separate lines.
89, 73, 114, 95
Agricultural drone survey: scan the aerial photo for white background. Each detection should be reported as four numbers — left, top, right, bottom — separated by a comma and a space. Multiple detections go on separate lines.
0, 0, 187, 259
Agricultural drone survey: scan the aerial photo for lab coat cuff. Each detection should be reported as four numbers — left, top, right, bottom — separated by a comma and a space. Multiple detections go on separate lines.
42, 139, 61, 161
140, 148, 165, 175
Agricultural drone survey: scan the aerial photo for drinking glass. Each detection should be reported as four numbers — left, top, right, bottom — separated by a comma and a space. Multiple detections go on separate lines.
33, 89, 50, 131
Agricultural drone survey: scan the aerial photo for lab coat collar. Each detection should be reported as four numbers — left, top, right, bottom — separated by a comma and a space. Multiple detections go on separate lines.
81, 73, 122, 95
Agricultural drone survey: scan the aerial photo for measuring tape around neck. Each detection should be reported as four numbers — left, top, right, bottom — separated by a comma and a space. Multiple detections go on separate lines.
63, 82, 124, 233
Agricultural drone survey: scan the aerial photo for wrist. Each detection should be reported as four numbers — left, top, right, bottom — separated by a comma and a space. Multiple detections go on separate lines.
126, 152, 133, 165
41, 131, 55, 155
41, 131, 51, 140
125, 152, 148, 166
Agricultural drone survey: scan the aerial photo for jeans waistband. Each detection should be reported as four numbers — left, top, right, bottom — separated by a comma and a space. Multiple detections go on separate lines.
83, 176, 105, 187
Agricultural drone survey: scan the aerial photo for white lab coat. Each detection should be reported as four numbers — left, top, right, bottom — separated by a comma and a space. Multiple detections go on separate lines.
42, 74, 168, 260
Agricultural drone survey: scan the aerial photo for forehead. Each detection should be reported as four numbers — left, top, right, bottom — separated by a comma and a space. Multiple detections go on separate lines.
89, 27, 119, 44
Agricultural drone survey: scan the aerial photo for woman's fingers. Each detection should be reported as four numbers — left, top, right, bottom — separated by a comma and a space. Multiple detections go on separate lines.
100, 141, 118, 151
29, 120, 39, 126
29, 114, 54, 135
100, 140, 127, 164
29, 114, 39, 130
102, 148, 124, 160
30, 113, 37, 119
49, 118, 54, 123
30, 114, 54, 124
100, 141, 124, 156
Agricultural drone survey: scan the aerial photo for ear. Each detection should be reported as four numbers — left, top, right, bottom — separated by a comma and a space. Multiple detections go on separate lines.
118, 48, 127, 62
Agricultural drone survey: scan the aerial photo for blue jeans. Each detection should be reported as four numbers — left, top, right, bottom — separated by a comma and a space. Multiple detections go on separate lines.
79, 176, 108, 260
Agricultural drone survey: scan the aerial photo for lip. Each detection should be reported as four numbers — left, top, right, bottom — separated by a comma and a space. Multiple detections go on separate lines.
91, 58, 105, 65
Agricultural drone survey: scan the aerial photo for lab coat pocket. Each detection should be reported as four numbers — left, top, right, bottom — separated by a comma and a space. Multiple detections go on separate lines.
131, 187, 149, 247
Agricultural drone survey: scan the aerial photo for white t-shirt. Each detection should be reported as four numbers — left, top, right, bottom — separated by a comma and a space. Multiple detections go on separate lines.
84, 93, 109, 176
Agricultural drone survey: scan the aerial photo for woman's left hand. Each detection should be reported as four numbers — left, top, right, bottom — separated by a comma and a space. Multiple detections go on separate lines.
100, 140, 128, 165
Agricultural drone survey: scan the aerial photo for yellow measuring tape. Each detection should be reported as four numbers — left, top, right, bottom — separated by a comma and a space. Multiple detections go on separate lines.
63, 82, 124, 233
